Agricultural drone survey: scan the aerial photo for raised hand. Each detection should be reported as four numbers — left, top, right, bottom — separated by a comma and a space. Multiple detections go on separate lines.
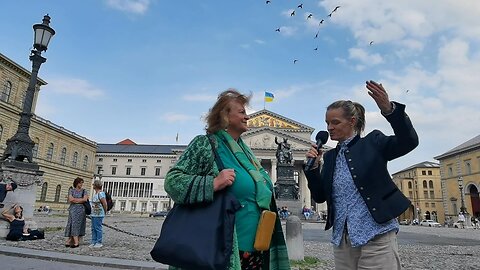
366, 80, 393, 114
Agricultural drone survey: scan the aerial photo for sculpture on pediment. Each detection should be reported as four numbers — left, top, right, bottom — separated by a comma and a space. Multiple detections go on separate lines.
275, 137, 293, 164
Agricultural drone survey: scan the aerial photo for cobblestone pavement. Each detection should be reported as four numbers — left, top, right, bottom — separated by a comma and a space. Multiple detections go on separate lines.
1, 213, 480, 270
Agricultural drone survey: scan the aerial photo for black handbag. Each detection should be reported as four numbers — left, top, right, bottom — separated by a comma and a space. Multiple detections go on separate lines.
150, 135, 241, 270
82, 190, 91, 215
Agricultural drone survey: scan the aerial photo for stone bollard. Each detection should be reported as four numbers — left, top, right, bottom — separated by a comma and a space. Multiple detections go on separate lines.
286, 215, 304, 260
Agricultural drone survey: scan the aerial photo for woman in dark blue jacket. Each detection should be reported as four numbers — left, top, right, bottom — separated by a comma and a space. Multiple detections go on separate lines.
304, 80, 418, 270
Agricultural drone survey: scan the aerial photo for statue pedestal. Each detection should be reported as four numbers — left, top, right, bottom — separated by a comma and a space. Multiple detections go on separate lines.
0, 160, 43, 237
275, 164, 302, 217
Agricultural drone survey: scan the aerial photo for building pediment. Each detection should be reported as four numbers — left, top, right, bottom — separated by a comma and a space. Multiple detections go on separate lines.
247, 109, 314, 132
242, 128, 312, 151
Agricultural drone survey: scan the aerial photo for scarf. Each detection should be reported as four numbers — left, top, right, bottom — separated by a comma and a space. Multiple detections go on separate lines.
216, 130, 273, 210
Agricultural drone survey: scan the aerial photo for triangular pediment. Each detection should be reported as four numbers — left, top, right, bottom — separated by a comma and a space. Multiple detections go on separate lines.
242, 128, 312, 151
247, 110, 314, 132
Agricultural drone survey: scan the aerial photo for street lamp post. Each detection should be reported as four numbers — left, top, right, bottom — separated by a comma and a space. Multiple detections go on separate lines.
458, 177, 467, 214
2, 15, 55, 163
0, 15, 55, 237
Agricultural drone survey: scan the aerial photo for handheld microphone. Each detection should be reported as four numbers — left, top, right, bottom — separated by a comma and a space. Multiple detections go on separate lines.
304, 131, 329, 171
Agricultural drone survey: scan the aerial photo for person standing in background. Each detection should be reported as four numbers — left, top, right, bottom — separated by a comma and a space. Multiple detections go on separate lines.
90, 180, 107, 248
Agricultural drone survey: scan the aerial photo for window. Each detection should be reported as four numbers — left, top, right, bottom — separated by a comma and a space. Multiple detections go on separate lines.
448, 167, 453, 177
422, 170, 426, 175
98, 158, 103, 162
40, 182, 48, 201
423, 180, 427, 189
97, 166, 103, 174
408, 182, 412, 189
113, 158, 117, 162
465, 162, 471, 174
131, 201, 136, 212
54, 185, 61, 202
155, 167, 161, 176
46, 143, 54, 161
156, 160, 161, 163
429, 190, 435, 199
60, 147, 67, 165
111, 166, 117, 175
408, 191, 413, 198
120, 201, 126, 211
429, 180, 434, 189
141, 167, 146, 176
425, 202, 430, 207
1, 81, 12, 102
171, 159, 176, 163
126, 167, 131, 175
423, 191, 429, 198
142, 159, 147, 163
82, 155, 89, 170
127, 159, 132, 162
152, 202, 158, 212
431, 202, 436, 208
428, 170, 432, 175
32, 142, 39, 158
72, 152, 78, 167
141, 202, 147, 212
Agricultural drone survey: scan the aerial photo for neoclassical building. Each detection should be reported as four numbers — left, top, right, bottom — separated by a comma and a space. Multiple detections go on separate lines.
392, 161, 443, 223
434, 134, 480, 221
0, 52, 96, 210
95, 110, 328, 214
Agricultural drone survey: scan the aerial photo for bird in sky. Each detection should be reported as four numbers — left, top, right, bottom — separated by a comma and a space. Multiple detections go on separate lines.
293, 59, 298, 64
314, 47, 318, 51
291, 10, 296, 16
266, 0, 271, 4
328, 12, 333, 17
369, 41, 374, 46
297, 4, 303, 9
275, 28, 280, 32
314, 31, 319, 38
307, 13, 313, 19
319, 19, 324, 25
333, 6, 341, 12
406, 90, 410, 93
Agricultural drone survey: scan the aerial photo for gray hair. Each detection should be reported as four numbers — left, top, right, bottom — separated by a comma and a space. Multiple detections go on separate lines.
92, 180, 103, 190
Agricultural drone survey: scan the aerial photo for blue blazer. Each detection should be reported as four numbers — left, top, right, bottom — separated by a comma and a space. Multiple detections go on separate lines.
305, 102, 419, 230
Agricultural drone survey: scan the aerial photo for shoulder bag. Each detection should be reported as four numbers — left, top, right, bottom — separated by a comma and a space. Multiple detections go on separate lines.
82, 189, 91, 215
150, 135, 241, 270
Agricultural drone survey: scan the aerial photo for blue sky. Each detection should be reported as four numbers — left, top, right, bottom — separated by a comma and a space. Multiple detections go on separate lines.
1, 0, 479, 173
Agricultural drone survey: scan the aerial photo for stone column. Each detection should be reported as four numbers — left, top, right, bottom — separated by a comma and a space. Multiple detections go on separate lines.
271, 159, 277, 184
0, 160, 43, 237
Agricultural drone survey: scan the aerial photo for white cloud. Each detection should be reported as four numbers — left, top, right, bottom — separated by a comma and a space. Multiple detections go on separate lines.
278, 26, 297, 37
254, 39, 266, 45
348, 47, 383, 66
161, 112, 195, 123
105, 0, 151, 15
43, 78, 105, 99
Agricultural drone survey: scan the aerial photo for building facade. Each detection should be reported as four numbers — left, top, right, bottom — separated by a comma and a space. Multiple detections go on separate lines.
95, 110, 329, 214
0, 52, 96, 210
392, 161, 443, 224
434, 134, 480, 224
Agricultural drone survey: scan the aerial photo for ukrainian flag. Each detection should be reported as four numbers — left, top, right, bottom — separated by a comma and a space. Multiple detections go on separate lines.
264, 92, 274, 102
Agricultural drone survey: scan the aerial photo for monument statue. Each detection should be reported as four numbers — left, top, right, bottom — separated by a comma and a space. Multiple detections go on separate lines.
275, 137, 293, 164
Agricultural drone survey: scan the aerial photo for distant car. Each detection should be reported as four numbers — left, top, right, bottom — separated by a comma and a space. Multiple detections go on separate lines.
399, 219, 410, 225
420, 219, 441, 227
149, 211, 169, 217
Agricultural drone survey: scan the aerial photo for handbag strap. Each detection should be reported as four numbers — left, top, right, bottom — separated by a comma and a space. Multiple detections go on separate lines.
183, 134, 225, 203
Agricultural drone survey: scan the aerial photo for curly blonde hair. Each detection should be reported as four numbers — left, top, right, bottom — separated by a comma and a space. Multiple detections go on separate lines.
205, 89, 251, 134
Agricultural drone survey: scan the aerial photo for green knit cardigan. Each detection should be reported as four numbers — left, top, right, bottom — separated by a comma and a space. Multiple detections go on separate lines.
164, 135, 291, 270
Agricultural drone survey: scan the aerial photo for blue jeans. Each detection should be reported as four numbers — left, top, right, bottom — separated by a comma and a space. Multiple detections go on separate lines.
91, 216, 104, 244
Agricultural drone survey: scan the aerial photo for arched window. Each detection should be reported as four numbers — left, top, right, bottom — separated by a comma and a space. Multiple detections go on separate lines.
46, 143, 54, 161
1, 81, 12, 102
40, 182, 48, 201
423, 180, 427, 189
82, 155, 89, 170
408, 182, 412, 189
72, 152, 78, 167
54, 185, 61, 202
60, 147, 67, 165
429, 180, 434, 189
